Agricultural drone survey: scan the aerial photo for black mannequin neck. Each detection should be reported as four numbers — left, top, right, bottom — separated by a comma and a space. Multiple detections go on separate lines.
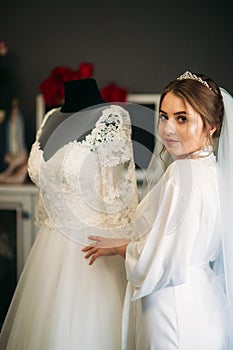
60, 78, 105, 113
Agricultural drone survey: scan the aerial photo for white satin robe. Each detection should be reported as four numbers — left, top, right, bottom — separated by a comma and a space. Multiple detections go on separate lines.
123, 154, 228, 350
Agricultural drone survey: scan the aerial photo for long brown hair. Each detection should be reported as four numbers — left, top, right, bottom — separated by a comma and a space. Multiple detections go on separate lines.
159, 73, 224, 141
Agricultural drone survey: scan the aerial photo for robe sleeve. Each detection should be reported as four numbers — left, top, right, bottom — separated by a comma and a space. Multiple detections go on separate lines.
125, 159, 201, 300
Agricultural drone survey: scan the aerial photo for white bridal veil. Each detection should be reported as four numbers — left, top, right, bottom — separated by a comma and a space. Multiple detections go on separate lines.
217, 88, 233, 349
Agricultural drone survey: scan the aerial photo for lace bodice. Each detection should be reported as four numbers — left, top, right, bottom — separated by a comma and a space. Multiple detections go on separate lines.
28, 105, 138, 243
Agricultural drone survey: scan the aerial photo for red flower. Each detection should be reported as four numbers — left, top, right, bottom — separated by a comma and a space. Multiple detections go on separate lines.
51, 66, 78, 83
40, 65, 81, 106
78, 63, 94, 78
39, 62, 127, 107
101, 83, 127, 102
40, 76, 64, 106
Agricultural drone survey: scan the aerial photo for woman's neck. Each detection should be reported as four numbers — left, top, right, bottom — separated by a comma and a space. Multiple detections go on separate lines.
175, 145, 213, 160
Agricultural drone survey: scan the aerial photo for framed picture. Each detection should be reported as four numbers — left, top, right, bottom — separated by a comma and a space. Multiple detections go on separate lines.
127, 93, 160, 115
35, 94, 45, 131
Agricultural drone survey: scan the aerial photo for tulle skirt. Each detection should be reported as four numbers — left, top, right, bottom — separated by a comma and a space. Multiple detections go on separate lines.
0, 225, 127, 350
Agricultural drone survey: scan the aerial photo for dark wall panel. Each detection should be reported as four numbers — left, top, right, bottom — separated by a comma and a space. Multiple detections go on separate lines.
1, 0, 232, 149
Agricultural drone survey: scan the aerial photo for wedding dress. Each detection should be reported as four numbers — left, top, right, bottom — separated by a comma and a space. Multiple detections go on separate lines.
0, 104, 138, 350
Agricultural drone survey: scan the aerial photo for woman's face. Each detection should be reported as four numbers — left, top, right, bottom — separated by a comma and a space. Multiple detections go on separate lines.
158, 91, 207, 159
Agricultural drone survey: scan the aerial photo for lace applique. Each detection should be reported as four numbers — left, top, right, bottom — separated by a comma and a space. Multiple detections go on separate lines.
28, 105, 138, 239
27, 141, 41, 186
100, 160, 139, 239
28, 108, 59, 186
34, 194, 52, 228
77, 105, 132, 167
28, 109, 59, 227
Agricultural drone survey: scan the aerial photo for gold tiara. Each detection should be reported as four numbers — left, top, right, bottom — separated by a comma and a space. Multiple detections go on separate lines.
177, 71, 212, 90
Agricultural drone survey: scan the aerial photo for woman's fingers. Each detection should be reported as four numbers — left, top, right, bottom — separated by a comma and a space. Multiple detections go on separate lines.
89, 253, 99, 265
82, 245, 94, 252
85, 249, 103, 265
82, 246, 98, 258
88, 235, 102, 242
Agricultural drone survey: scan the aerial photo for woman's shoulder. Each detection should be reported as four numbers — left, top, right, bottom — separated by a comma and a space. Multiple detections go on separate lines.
165, 158, 193, 178
166, 154, 216, 174
164, 156, 217, 188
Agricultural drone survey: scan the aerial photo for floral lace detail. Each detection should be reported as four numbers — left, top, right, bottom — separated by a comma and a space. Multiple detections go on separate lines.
77, 105, 132, 167
100, 160, 138, 239
33, 194, 54, 228
28, 109, 58, 227
27, 105, 138, 238
28, 108, 58, 186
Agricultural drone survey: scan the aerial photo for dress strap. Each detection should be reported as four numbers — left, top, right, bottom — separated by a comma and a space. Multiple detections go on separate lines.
35, 108, 59, 141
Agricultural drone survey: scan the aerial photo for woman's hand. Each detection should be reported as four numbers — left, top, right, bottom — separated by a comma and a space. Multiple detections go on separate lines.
82, 235, 128, 265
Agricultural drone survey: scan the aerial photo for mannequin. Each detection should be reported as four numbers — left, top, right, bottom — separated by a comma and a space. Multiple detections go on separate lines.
0, 77, 138, 350
39, 78, 156, 171
39, 78, 106, 159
